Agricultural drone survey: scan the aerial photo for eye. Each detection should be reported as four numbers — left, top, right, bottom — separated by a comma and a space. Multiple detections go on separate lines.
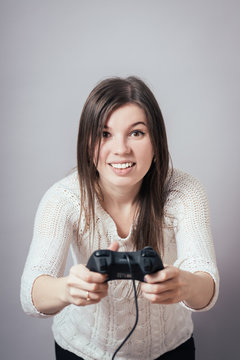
130, 130, 145, 137
102, 131, 111, 138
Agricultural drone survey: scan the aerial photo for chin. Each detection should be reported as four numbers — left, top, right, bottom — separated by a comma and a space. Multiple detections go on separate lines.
110, 177, 141, 189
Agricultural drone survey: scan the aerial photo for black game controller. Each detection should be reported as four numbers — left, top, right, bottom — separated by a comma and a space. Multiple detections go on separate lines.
86, 246, 164, 282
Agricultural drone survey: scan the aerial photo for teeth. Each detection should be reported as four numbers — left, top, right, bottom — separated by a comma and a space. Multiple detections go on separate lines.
111, 162, 133, 169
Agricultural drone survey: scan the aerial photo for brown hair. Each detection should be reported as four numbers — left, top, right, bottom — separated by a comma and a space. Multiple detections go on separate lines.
77, 76, 171, 255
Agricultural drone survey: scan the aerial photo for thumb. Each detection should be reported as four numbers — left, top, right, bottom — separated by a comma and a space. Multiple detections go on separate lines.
108, 241, 119, 252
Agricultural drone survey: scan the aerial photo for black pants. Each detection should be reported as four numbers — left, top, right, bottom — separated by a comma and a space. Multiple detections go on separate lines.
55, 336, 195, 360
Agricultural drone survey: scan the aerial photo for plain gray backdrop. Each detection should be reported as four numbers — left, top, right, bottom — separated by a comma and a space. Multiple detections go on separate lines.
1, 0, 239, 359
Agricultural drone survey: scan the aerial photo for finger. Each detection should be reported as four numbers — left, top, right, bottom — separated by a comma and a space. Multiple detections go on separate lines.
69, 287, 108, 303
144, 266, 179, 284
141, 289, 178, 304
69, 292, 106, 307
141, 281, 173, 294
67, 274, 108, 293
70, 264, 108, 283
108, 241, 119, 252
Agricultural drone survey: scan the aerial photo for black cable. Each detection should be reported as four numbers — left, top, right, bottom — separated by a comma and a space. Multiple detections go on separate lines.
111, 254, 139, 360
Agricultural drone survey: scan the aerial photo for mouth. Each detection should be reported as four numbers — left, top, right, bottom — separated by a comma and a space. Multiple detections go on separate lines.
109, 162, 135, 169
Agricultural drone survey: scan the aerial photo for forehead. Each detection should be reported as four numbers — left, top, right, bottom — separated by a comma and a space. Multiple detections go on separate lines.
105, 103, 147, 128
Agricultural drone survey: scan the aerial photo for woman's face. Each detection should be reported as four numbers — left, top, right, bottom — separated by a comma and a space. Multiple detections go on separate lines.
95, 103, 154, 193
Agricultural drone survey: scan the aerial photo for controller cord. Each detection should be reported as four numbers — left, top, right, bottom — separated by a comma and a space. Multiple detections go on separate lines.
111, 254, 139, 360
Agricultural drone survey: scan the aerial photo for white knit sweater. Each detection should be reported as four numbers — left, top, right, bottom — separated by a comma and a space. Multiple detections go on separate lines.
20, 169, 219, 360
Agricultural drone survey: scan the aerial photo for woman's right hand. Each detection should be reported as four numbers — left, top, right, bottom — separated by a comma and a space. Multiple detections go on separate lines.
32, 241, 119, 314
64, 241, 119, 307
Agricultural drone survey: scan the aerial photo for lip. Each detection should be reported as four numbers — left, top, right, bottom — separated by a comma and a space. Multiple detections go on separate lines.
108, 162, 136, 175
108, 161, 135, 164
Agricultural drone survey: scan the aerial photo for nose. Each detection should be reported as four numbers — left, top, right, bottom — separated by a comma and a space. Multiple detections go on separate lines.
113, 135, 131, 155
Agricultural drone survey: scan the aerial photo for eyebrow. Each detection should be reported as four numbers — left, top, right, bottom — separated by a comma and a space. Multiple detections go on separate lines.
104, 121, 147, 129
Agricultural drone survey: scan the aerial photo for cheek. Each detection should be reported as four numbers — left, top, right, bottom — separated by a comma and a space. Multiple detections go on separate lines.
137, 142, 154, 160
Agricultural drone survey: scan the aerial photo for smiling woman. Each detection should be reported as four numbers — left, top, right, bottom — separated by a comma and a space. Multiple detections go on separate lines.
21, 76, 219, 360
77, 77, 170, 254
96, 104, 154, 190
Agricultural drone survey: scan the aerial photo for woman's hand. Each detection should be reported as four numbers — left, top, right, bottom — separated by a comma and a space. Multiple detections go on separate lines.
141, 265, 215, 309
141, 266, 191, 305
64, 264, 108, 306
32, 242, 120, 315
64, 241, 120, 307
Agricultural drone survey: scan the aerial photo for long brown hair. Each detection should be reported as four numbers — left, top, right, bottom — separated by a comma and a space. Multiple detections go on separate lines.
77, 76, 171, 255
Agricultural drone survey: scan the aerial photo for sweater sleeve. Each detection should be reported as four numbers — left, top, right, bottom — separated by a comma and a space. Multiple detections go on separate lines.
20, 183, 79, 318
172, 172, 219, 312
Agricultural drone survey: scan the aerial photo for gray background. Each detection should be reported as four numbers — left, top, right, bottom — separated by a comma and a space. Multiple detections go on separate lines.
1, 0, 239, 359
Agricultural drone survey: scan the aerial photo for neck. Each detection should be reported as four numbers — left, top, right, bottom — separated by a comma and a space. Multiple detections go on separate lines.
99, 180, 141, 209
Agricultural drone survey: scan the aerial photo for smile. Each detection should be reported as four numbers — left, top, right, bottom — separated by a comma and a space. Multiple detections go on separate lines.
109, 162, 135, 169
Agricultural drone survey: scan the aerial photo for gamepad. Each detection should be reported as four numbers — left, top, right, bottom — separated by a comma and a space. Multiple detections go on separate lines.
86, 246, 164, 281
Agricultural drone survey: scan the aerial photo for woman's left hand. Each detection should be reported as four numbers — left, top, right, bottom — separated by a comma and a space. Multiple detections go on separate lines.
140, 266, 193, 305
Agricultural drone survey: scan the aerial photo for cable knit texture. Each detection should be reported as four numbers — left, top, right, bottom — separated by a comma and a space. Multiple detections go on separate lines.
20, 169, 219, 360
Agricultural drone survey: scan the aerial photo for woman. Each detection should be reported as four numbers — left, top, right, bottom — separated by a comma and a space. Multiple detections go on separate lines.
21, 76, 219, 360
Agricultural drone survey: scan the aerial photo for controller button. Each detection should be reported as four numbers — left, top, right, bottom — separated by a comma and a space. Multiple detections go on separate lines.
142, 250, 155, 257
95, 250, 109, 257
